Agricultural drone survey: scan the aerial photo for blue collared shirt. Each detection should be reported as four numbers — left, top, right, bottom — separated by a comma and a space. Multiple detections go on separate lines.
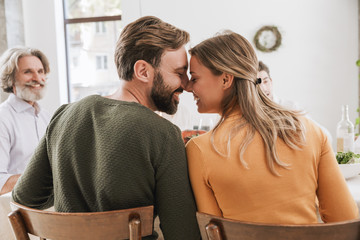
0, 94, 50, 191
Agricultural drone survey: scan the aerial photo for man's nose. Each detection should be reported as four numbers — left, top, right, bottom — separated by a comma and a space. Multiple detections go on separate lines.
32, 72, 44, 81
181, 74, 193, 92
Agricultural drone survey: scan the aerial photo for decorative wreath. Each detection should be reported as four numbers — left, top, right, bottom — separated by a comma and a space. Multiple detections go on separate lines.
253, 26, 282, 52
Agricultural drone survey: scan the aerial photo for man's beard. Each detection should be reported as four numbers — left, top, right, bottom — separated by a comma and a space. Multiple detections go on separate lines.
15, 80, 46, 103
150, 70, 183, 115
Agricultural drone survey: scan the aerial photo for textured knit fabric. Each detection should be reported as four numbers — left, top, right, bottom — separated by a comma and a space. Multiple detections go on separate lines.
12, 95, 200, 240
0, 93, 50, 191
186, 113, 359, 224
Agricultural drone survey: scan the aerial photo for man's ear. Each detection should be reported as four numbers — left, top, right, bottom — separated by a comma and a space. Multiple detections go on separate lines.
222, 73, 234, 90
133, 60, 154, 83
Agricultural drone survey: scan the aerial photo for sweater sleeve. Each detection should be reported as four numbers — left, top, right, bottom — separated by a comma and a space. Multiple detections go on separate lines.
317, 134, 359, 222
155, 127, 201, 240
186, 139, 222, 217
12, 132, 54, 210
11, 105, 70, 209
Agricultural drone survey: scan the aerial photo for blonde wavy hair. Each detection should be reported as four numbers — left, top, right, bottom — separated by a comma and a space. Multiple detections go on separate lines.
189, 31, 306, 175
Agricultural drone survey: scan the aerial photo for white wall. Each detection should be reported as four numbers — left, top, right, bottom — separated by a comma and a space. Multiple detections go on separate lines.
21, 0, 358, 149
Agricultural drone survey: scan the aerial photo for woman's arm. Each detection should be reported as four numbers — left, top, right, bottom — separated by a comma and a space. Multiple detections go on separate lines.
317, 136, 359, 222
186, 139, 222, 216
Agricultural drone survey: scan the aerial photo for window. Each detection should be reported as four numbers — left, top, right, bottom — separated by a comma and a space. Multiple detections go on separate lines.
63, 0, 122, 102
96, 55, 108, 70
95, 22, 107, 34
72, 56, 79, 67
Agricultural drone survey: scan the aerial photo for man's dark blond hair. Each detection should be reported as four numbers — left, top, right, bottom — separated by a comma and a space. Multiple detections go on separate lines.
115, 16, 190, 81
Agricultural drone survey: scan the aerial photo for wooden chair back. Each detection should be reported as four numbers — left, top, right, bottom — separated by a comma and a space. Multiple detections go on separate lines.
8, 202, 154, 240
197, 212, 360, 240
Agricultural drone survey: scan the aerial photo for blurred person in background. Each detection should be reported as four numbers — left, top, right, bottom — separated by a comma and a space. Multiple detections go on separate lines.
258, 60, 332, 144
0, 47, 50, 195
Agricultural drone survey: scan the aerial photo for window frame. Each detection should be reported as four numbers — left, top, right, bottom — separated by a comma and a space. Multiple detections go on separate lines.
62, 0, 121, 102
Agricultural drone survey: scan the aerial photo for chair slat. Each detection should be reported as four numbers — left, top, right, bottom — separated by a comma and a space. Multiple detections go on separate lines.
197, 212, 360, 240
8, 211, 30, 240
8, 202, 154, 240
205, 223, 223, 240
129, 215, 141, 240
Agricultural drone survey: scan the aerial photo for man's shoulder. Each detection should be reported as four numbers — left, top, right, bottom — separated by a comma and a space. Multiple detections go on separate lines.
131, 109, 181, 132
0, 102, 17, 135
273, 95, 302, 111
52, 95, 118, 116
66, 95, 151, 113
0, 100, 11, 112
302, 116, 331, 141
54, 95, 180, 133
121, 109, 182, 144
0, 99, 16, 122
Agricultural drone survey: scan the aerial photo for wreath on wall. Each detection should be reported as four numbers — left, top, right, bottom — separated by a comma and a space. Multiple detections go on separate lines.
253, 25, 282, 52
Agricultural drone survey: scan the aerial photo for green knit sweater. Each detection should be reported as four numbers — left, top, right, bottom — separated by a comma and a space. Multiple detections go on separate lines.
12, 95, 200, 240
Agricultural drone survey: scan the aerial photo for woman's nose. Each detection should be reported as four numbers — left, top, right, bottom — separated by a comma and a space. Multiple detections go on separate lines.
185, 80, 193, 92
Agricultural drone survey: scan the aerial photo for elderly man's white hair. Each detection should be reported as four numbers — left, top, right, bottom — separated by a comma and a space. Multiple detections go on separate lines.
0, 47, 50, 93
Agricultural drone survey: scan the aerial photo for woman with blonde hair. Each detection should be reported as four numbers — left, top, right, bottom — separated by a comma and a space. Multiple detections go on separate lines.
186, 30, 358, 224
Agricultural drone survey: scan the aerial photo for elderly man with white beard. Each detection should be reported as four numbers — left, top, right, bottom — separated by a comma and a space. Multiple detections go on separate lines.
0, 47, 50, 195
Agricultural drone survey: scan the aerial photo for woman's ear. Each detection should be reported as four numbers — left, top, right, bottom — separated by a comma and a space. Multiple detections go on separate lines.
222, 73, 234, 90
133, 60, 154, 83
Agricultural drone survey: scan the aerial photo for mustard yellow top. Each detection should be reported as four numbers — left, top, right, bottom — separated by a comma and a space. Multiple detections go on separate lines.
186, 114, 359, 224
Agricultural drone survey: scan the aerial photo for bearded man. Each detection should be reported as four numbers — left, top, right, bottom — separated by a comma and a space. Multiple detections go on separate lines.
0, 47, 50, 195
12, 16, 201, 240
